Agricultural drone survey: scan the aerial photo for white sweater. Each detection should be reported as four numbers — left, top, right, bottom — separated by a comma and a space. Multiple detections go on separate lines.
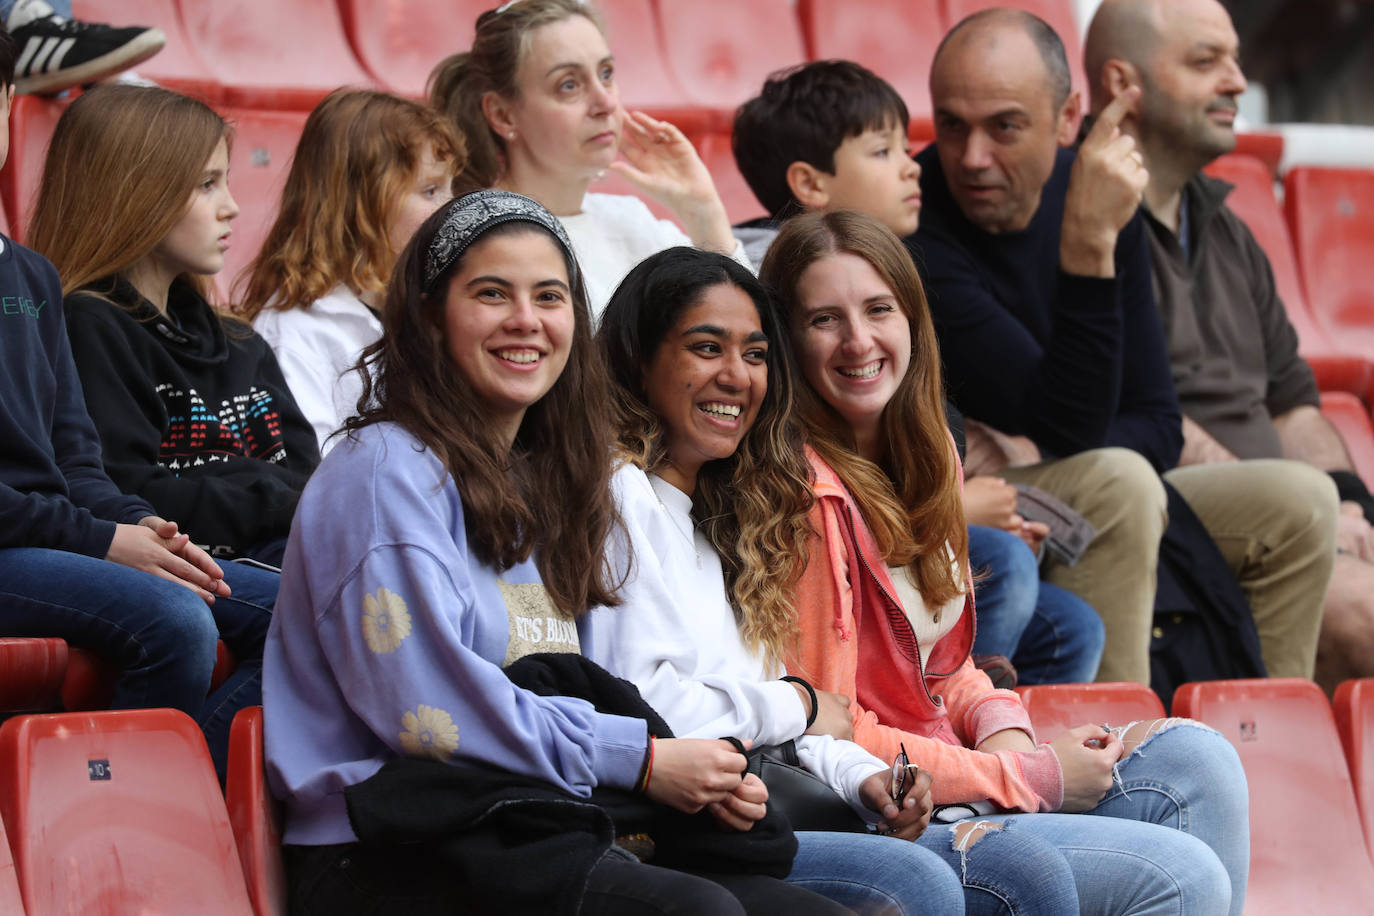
584, 463, 887, 819
558, 194, 755, 321
253, 285, 382, 455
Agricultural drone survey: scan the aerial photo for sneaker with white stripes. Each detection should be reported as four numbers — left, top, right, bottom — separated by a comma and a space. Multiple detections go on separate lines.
10, 15, 165, 96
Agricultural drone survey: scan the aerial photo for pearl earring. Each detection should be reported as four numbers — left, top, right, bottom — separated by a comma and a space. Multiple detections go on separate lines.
507, 131, 516, 139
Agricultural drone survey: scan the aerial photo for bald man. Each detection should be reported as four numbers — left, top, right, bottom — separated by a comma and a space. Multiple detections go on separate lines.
1087, 0, 1373, 691
910, 8, 1336, 684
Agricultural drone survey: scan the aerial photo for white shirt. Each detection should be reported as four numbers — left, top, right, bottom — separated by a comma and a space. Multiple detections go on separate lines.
583, 464, 888, 818
558, 193, 755, 321
887, 556, 967, 672
253, 285, 382, 454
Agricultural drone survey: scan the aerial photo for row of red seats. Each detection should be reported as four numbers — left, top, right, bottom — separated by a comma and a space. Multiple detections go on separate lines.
2, 678, 1372, 914
63, 1, 1081, 121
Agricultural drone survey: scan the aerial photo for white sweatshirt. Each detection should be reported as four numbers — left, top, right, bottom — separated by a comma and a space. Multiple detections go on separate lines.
558, 194, 755, 321
584, 463, 887, 821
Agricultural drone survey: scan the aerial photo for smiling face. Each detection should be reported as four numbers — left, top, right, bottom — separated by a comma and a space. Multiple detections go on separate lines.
388, 142, 457, 256
1136, 0, 1246, 164
823, 122, 924, 237
641, 283, 769, 494
149, 137, 238, 278
442, 227, 576, 444
499, 14, 622, 186
931, 25, 1076, 234
791, 251, 911, 456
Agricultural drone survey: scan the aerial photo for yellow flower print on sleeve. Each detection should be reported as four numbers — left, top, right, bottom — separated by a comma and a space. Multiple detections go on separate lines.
362, 587, 412, 654
399, 704, 460, 761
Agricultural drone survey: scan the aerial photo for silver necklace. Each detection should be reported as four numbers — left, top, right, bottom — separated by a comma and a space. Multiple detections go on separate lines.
651, 476, 702, 569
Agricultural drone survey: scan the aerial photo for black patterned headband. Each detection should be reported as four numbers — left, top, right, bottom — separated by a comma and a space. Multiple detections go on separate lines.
423, 189, 576, 294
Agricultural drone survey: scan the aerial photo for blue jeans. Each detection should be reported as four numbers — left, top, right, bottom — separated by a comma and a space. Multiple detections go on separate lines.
968, 526, 1104, 684
0, 547, 277, 777
0, 0, 72, 23
922, 722, 1248, 915
790, 830, 964, 914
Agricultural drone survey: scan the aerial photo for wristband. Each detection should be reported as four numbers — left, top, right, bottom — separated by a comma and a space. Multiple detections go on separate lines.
781, 675, 818, 729
635, 736, 656, 794
1330, 470, 1374, 524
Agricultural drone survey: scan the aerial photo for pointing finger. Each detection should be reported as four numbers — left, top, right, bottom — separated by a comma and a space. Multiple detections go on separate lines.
1088, 85, 1140, 144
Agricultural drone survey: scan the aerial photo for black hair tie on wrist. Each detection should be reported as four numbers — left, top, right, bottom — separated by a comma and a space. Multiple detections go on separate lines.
781, 675, 819, 729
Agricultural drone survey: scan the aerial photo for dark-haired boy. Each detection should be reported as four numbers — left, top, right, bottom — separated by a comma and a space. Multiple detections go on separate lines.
732, 59, 923, 265
0, 22, 275, 777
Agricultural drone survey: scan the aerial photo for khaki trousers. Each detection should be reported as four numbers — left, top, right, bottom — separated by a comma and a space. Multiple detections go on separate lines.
999, 450, 1337, 683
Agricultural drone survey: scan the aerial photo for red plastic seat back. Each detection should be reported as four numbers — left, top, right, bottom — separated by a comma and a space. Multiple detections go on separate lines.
219, 108, 309, 306
654, 0, 807, 112
698, 131, 767, 225
0, 709, 253, 915
1014, 682, 1164, 742
339, 0, 480, 99
226, 706, 286, 916
1333, 678, 1374, 862
0, 803, 23, 914
1172, 678, 1374, 913
0, 94, 69, 243
941, 0, 1086, 108
73, 0, 220, 102
600, 0, 713, 131
0, 638, 68, 714
1320, 392, 1374, 487
176, 0, 374, 109
797, 0, 944, 129
1286, 167, 1374, 354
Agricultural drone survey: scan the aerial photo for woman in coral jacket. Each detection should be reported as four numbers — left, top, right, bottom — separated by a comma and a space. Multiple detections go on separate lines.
762, 210, 1250, 916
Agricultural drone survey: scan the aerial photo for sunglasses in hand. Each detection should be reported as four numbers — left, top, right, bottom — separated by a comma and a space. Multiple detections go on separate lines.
890, 742, 924, 804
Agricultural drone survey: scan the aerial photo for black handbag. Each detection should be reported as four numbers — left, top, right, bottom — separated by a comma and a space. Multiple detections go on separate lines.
729, 739, 870, 834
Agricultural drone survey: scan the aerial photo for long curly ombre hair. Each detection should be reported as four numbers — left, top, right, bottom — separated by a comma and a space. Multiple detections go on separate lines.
597, 247, 813, 668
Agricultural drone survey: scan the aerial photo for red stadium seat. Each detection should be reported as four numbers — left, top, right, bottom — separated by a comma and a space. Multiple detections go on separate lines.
226, 707, 286, 916
698, 132, 767, 225
1231, 131, 1284, 177
1286, 167, 1374, 358
0, 709, 254, 914
176, 0, 374, 109
600, 0, 716, 132
73, 0, 220, 102
1014, 682, 1165, 742
1172, 678, 1374, 913
653, 0, 807, 115
0, 94, 69, 243
62, 640, 239, 712
0, 808, 22, 915
1320, 392, 1374, 487
1332, 679, 1374, 862
0, 638, 68, 714
797, 0, 944, 132
338, 0, 479, 99
1204, 154, 1373, 399
0, 196, 9, 238
219, 108, 309, 304
941, 0, 1086, 111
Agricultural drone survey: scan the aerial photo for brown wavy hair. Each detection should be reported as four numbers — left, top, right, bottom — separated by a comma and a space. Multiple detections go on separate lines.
344, 198, 623, 616
597, 247, 813, 668
761, 210, 968, 608
236, 89, 463, 319
428, 0, 602, 192
28, 84, 228, 302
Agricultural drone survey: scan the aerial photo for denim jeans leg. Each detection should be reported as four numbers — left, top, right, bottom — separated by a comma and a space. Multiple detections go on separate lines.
0, 547, 217, 713
968, 526, 1038, 659
913, 820, 1079, 915
212, 560, 278, 660
1088, 720, 1250, 916
789, 830, 964, 915
1013, 581, 1105, 684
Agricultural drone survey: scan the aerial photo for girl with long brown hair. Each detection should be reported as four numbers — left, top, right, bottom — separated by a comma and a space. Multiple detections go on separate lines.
429, 0, 751, 317
28, 84, 319, 567
240, 88, 463, 453
263, 191, 849, 916
766, 209, 1250, 914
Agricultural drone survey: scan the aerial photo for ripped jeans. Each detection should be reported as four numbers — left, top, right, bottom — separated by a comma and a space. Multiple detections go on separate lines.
915, 720, 1249, 915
